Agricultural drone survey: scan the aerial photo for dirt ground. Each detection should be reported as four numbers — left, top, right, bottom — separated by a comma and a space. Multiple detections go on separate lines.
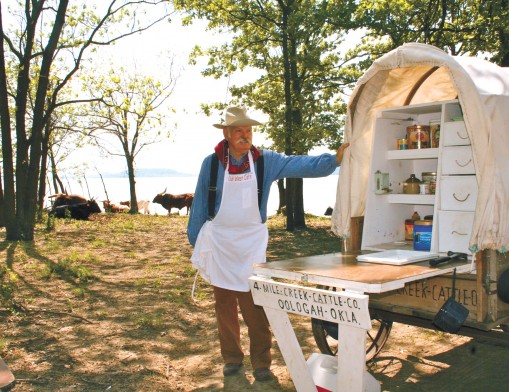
1, 214, 509, 391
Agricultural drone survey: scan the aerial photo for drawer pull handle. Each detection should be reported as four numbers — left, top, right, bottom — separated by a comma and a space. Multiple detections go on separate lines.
455, 158, 472, 167
456, 131, 469, 140
452, 230, 468, 236
453, 193, 470, 202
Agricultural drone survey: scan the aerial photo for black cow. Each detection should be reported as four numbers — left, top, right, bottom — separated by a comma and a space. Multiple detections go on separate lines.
50, 200, 101, 220
152, 189, 194, 215
49, 193, 88, 208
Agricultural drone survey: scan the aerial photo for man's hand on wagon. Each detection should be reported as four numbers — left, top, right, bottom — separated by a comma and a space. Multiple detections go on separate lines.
336, 143, 350, 165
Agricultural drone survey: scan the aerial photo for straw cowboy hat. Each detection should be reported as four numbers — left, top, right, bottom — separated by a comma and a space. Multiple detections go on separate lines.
213, 106, 263, 129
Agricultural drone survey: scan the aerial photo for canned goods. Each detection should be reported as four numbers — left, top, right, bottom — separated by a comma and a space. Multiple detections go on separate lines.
422, 172, 437, 195
419, 182, 430, 194
430, 121, 440, 148
397, 138, 408, 150
407, 125, 430, 149
414, 220, 433, 251
422, 172, 437, 183
405, 219, 414, 241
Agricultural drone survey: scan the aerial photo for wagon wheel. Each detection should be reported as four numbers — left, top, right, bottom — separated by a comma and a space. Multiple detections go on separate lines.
310, 286, 393, 362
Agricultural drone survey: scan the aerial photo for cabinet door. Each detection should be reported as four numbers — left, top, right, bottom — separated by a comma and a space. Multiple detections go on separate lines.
439, 176, 478, 211
438, 211, 475, 254
441, 146, 475, 174
442, 121, 470, 146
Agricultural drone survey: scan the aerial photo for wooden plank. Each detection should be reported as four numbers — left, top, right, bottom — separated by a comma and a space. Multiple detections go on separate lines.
370, 273, 479, 318
337, 325, 381, 392
348, 216, 364, 252
476, 251, 487, 323
250, 276, 371, 329
263, 307, 317, 392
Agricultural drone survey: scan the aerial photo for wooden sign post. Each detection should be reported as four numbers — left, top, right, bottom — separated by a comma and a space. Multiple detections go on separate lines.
249, 276, 380, 392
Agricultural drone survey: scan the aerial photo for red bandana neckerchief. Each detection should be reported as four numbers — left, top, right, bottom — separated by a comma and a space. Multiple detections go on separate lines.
214, 139, 260, 174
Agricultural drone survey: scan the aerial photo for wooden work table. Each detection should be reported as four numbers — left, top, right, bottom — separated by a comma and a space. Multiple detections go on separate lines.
253, 251, 473, 293
249, 252, 473, 392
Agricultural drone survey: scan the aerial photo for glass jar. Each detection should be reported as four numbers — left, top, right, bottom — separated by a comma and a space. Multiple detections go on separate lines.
403, 174, 421, 194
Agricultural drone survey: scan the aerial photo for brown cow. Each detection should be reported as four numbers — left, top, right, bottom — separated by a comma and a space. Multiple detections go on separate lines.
152, 189, 193, 215
102, 200, 130, 213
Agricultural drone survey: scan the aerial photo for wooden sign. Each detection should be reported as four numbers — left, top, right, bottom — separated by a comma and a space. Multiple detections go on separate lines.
249, 276, 371, 330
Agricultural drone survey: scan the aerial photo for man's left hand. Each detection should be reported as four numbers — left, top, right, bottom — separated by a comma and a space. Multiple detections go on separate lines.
336, 143, 350, 165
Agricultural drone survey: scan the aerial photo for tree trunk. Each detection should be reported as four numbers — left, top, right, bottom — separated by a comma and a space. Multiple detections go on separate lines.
126, 156, 139, 214
0, 4, 20, 238
1, 0, 69, 241
37, 118, 52, 219
285, 178, 295, 231
294, 178, 306, 228
49, 149, 66, 194
0, 166, 4, 227
277, 179, 286, 214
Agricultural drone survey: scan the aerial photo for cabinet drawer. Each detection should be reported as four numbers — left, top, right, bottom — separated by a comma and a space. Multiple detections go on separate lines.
440, 176, 478, 211
442, 121, 470, 146
441, 146, 475, 174
438, 211, 474, 254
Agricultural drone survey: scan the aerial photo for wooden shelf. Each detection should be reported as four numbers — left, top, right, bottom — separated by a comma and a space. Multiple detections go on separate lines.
387, 148, 439, 160
386, 194, 435, 205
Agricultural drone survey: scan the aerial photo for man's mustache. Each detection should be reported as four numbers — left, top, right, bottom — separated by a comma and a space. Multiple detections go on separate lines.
235, 138, 250, 144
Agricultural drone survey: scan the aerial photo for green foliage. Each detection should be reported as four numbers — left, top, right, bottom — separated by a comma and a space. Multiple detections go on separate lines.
175, 0, 360, 154
356, 0, 509, 65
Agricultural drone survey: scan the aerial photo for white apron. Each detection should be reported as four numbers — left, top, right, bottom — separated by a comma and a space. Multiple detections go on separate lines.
191, 151, 268, 292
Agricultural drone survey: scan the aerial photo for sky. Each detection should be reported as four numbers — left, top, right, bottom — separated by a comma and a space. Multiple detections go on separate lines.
78, 12, 273, 177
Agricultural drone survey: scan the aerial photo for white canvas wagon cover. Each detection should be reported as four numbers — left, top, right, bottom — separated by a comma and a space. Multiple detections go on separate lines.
331, 43, 509, 253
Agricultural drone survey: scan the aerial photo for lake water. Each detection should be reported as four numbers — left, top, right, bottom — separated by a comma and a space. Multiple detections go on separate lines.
54, 174, 340, 217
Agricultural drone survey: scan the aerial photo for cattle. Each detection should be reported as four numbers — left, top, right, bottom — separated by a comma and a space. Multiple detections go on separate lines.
152, 189, 194, 215
137, 200, 151, 214
117, 200, 150, 214
102, 200, 130, 213
49, 200, 101, 220
49, 193, 88, 208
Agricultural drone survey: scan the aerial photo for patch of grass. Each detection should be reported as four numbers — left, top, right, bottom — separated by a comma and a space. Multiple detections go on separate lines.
91, 239, 108, 248
266, 214, 342, 260
131, 309, 165, 329
134, 276, 161, 289
42, 253, 96, 283
72, 286, 88, 298
167, 287, 192, 307
0, 265, 18, 307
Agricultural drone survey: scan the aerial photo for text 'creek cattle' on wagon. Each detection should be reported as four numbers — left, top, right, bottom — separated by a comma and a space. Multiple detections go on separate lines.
152, 189, 194, 215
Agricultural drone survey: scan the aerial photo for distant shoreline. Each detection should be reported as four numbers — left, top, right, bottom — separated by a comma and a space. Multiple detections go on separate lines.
88, 168, 196, 179
86, 166, 339, 179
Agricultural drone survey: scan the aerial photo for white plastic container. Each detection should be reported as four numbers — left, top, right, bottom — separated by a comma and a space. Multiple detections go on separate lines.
307, 353, 337, 392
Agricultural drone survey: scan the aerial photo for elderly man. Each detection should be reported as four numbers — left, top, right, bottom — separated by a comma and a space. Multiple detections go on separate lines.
187, 106, 348, 382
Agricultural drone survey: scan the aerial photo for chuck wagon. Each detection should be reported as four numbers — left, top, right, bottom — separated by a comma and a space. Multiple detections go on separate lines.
251, 43, 509, 391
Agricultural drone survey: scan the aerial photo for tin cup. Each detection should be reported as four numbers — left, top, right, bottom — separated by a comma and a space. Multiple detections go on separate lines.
397, 138, 408, 150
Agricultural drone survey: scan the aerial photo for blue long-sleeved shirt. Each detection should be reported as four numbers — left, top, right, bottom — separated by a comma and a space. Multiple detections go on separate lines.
187, 149, 338, 246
